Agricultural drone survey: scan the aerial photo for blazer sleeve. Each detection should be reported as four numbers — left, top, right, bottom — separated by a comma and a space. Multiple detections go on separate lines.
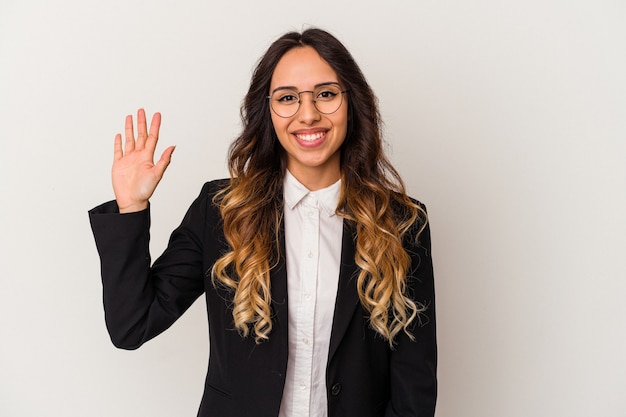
386, 209, 437, 417
88, 182, 216, 350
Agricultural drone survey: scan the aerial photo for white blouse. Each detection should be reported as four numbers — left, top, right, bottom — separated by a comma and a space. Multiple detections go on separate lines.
278, 171, 344, 417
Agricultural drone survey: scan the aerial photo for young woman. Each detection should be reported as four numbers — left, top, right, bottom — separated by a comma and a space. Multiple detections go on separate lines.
89, 28, 437, 417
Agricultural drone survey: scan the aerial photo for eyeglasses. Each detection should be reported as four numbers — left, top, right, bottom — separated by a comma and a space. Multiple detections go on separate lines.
268, 83, 348, 118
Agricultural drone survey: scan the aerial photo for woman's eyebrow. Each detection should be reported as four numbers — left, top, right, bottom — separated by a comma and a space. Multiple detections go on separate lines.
270, 81, 340, 95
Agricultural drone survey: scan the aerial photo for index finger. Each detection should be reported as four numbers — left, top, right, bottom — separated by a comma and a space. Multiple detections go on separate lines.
144, 112, 162, 152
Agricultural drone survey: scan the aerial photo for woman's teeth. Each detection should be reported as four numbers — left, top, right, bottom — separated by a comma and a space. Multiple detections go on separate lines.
296, 132, 325, 142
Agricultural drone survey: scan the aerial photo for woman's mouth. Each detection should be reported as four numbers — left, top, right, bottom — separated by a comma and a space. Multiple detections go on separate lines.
294, 131, 326, 142
292, 129, 329, 148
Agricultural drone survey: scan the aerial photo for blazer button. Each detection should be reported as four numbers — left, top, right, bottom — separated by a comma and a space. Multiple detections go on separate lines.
331, 383, 342, 396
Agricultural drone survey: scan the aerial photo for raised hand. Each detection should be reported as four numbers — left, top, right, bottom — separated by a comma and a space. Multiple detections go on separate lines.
112, 109, 175, 213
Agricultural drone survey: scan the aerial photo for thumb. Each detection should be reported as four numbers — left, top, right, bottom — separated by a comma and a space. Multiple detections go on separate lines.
155, 145, 175, 175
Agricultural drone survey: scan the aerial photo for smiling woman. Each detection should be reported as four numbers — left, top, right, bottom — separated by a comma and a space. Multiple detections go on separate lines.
269, 46, 349, 190
88, 28, 437, 417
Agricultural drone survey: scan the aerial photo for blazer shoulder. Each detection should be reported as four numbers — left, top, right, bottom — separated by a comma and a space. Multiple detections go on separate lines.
193, 178, 231, 212
389, 192, 429, 236
200, 178, 231, 198
390, 193, 431, 258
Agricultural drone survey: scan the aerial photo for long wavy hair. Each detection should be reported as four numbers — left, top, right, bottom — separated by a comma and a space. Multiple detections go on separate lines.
211, 28, 427, 346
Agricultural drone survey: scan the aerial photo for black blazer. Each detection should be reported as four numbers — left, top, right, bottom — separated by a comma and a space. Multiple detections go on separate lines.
89, 180, 437, 417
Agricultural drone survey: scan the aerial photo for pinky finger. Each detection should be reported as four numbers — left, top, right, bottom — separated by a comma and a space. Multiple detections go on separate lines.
114, 133, 123, 160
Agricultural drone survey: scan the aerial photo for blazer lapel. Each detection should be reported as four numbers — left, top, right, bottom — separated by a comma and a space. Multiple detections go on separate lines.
271, 216, 289, 356
328, 221, 360, 361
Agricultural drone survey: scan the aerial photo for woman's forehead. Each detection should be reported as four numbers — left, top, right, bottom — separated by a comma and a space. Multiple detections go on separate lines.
270, 46, 339, 90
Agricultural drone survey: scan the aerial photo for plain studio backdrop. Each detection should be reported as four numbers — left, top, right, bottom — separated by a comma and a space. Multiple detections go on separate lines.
1, 1, 624, 416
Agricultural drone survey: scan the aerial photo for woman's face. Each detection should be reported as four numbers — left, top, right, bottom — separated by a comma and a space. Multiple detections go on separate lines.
269, 46, 348, 190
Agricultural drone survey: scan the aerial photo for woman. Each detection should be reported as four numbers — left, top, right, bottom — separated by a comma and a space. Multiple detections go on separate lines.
89, 28, 437, 417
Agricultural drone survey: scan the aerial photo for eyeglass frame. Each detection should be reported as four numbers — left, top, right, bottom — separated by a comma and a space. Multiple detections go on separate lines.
267, 82, 349, 118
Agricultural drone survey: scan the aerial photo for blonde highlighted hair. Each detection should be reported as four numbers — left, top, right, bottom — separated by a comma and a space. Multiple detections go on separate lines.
211, 28, 427, 346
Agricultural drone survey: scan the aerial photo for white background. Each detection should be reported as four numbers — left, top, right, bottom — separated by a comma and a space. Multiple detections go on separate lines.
1, 0, 625, 416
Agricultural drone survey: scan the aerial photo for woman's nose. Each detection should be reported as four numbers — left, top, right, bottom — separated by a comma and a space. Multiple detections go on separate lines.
296, 92, 321, 123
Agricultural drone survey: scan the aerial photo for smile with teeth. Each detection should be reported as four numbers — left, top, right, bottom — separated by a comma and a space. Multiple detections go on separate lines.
294, 131, 326, 142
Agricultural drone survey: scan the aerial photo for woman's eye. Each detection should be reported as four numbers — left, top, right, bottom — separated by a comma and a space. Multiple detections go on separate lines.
277, 94, 298, 103
317, 90, 338, 100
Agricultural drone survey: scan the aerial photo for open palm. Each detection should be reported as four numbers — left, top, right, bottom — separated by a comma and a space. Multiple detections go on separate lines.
112, 109, 175, 213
